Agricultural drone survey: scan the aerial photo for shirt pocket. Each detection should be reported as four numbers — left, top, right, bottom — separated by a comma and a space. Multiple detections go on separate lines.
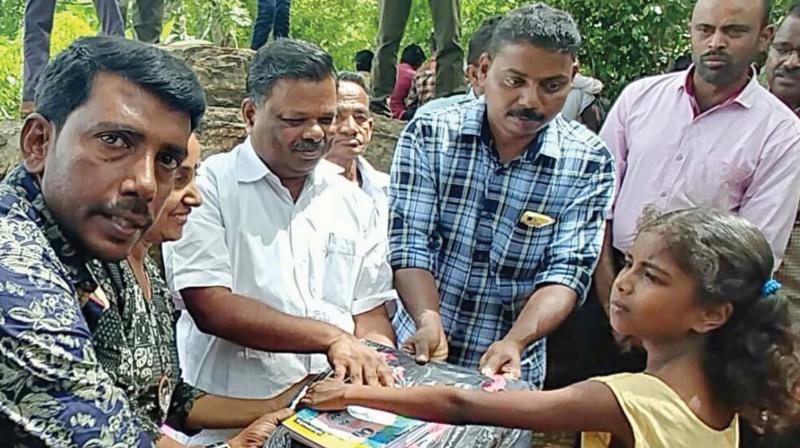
319, 234, 364, 312
683, 156, 750, 210
492, 218, 554, 280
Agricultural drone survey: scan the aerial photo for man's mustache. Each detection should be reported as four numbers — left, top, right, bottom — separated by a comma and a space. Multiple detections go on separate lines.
292, 139, 327, 151
700, 50, 731, 63
508, 108, 545, 121
92, 196, 153, 228
775, 67, 800, 80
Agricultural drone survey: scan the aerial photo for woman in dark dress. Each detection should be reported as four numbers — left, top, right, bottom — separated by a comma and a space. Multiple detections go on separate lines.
91, 135, 305, 447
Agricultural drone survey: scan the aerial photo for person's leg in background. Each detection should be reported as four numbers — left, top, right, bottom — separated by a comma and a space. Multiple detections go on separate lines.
428, 0, 465, 98
272, 0, 291, 39
93, 0, 126, 36
251, 0, 276, 50
130, 0, 164, 43
116, 0, 129, 23
21, 0, 56, 113
370, 0, 411, 116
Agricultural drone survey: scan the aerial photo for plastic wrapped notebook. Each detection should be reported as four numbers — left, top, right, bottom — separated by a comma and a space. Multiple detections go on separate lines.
282, 407, 449, 448
268, 341, 533, 448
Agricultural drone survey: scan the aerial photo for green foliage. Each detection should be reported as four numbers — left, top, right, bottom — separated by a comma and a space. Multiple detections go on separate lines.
291, 0, 378, 70
0, 10, 95, 118
165, 0, 254, 46
0, 0, 795, 117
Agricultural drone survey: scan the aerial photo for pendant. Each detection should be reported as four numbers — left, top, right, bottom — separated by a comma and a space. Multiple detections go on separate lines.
157, 373, 173, 423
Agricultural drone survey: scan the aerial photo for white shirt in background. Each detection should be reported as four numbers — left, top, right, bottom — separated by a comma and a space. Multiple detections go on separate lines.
356, 155, 389, 230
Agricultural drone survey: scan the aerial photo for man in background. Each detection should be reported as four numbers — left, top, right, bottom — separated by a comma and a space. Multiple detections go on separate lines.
118, 0, 165, 43
416, 15, 501, 116
370, 0, 465, 116
21, 0, 125, 115
355, 49, 375, 89
325, 72, 389, 228
251, 0, 291, 50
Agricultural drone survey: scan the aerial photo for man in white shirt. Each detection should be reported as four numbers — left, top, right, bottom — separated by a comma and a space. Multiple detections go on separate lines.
163, 39, 397, 444
324, 71, 390, 229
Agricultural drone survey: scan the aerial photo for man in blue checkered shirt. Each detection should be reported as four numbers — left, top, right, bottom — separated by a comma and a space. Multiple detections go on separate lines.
389, 3, 615, 389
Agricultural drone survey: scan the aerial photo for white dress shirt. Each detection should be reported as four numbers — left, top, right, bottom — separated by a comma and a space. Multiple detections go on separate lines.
356, 155, 389, 230
163, 138, 395, 443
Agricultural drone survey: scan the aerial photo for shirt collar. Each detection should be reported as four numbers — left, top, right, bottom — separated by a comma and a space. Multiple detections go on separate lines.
463, 98, 561, 162
678, 65, 759, 113
314, 158, 344, 187
356, 156, 389, 193
2, 164, 98, 292
235, 136, 343, 189
235, 137, 270, 183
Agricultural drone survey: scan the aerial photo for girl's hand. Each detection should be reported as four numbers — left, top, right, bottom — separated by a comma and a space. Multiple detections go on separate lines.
299, 378, 353, 411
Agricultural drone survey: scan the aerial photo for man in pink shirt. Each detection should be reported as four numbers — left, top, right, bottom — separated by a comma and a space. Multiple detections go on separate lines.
595, 0, 800, 309
547, 0, 800, 390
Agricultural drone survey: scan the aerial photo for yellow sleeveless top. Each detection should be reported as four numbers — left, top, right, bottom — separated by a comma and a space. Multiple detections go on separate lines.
581, 373, 739, 448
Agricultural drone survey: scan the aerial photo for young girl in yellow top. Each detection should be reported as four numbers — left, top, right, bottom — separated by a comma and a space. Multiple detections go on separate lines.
301, 208, 800, 447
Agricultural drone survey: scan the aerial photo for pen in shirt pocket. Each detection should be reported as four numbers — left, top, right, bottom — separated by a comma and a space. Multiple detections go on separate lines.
519, 210, 555, 228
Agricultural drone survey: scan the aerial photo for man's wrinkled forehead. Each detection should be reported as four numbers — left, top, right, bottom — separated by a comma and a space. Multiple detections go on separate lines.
337, 81, 370, 111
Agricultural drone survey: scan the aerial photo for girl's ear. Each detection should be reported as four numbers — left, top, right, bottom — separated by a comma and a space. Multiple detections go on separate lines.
691, 302, 733, 334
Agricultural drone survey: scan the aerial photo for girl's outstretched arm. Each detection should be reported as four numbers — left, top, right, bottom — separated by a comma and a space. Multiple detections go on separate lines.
300, 378, 632, 444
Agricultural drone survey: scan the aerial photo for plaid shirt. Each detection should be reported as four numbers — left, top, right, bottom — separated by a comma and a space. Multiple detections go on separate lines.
389, 100, 615, 388
406, 59, 436, 109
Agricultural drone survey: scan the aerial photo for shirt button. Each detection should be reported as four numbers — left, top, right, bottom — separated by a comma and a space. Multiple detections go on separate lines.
660, 191, 668, 198
676, 154, 684, 161
481, 211, 492, 219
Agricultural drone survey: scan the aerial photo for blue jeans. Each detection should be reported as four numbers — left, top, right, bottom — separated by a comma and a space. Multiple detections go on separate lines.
250, 0, 291, 50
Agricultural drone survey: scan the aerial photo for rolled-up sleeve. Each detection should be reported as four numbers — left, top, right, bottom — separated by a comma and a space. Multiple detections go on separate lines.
351, 208, 398, 316
533, 148, 616, 304
388, 119, 440, 273
0, 224, 151, 447
163, 164, 233, 293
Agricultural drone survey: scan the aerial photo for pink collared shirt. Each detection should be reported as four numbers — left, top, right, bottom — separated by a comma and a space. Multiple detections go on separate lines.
601, 68, 800, 266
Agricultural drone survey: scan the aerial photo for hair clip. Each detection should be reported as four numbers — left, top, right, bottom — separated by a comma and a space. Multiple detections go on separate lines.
762, 279, 782, 296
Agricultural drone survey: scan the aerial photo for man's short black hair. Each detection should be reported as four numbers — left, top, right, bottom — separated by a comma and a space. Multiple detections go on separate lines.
468, 15, 502, 65
246, 38, 337, 104
354, 49, 374, 72
35, 36, 206, 131
400, 44, 426, 69
489, 3, 582, 58
338, 71, 368, 92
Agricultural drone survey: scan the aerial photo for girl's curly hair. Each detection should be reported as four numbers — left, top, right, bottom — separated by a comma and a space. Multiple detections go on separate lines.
638, 207, 800, 433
